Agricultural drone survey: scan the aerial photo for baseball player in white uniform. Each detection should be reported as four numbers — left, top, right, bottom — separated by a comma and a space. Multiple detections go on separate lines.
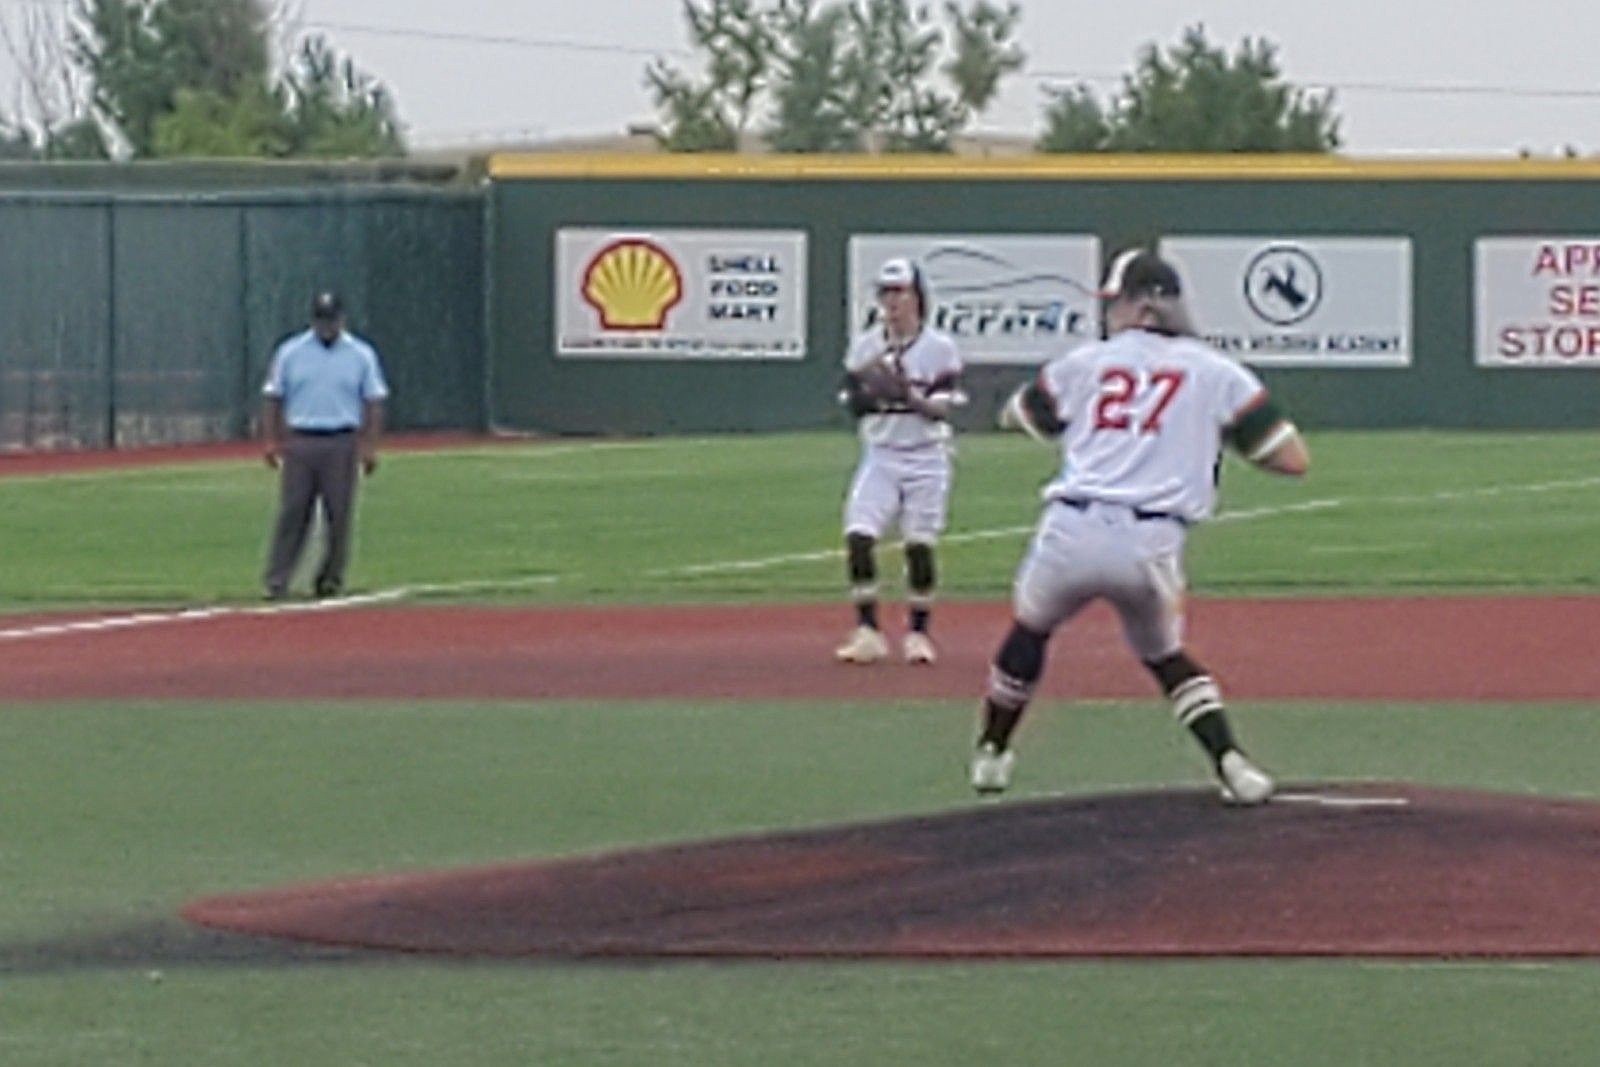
970, 247, 1310, 804
835, 258, 966, 665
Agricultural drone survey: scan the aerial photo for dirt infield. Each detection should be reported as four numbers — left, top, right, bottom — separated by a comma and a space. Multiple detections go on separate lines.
3, 595, 1598, 702
182, 784, 1600, 959
6, 590, 1590, 961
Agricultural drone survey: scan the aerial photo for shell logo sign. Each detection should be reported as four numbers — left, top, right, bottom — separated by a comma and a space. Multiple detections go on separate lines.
581, 239, 684, 330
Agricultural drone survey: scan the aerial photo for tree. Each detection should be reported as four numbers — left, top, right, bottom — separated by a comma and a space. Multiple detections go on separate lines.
765, 0, 856, 152
648, 0, 1025, 153
280, 36, 404, 157
152, 84, 289, 157
72, 0, 272, 157
1039, 25, 1341, 153
1035, 83, 1108, 152
0, 3, 107, 158
645, 64, 738, 151
837, 0, 957, 152
66, 0, 402, 159
941, 2, 1023, 116
0, 124, 35, 160
646, 0, 772, 151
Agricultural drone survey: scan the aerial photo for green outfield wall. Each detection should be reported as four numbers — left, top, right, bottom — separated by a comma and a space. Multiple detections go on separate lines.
0, 165, 482, 451
487, 155, 1600, 434
5, 156, 1599, 450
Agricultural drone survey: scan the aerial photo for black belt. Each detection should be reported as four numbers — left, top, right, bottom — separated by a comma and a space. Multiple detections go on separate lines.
292, 427, 357, 436
1055, 497, 1188, 526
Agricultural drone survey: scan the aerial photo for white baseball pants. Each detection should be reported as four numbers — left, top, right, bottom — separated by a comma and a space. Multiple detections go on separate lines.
843, 444, 952, 544
1012, 499, 1188, 660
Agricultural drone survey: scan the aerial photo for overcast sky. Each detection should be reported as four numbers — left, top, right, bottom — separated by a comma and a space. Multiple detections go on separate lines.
8, 0, 1600, 155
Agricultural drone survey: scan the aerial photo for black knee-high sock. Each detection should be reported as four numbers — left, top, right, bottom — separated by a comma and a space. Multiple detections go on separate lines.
980, 622, 1048, 750
905, 542, 936, 633
846, 532, 879, 629
1145, 650, 1238, 764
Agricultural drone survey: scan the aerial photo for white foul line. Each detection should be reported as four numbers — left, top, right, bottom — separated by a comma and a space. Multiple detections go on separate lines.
0, 575, 560, 643
647, 474, 1600, 580
1273, 792, 1412, 809
646, 524, 1038, 578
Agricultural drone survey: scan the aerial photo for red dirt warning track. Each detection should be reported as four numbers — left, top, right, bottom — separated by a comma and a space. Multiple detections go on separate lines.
183, 785, 1600, 959
2, 595, 1597, 702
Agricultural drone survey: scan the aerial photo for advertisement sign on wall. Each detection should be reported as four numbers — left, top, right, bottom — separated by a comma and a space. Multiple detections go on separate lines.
1160, 237, 1412, 367
556, 228, 807, 359
848, 235, 1101, 364
1476, 238, 1600, 367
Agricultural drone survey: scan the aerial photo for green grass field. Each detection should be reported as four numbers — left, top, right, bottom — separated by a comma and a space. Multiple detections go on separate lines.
4, 429, 1599, 608
2, 429, 1599, 1065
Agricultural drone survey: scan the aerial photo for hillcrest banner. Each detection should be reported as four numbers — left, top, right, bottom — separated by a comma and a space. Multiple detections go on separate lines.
849, 234, 1102, 364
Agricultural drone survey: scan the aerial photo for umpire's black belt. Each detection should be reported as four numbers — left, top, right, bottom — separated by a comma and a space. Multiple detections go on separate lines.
1055, 497, 1188, 527
291, 427, 357, 436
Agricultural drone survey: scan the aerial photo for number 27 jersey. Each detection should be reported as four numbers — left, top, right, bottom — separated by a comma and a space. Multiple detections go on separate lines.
1038, 328, 1268, 524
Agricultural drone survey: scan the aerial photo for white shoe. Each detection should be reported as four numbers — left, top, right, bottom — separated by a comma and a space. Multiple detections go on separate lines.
1217, 749, 1275, 806
902, 631, 937, 665
835, 625, 889, 664
970, 742, 1016, 795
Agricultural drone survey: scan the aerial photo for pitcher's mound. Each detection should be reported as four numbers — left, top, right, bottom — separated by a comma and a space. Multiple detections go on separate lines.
182, 785, 1600, 959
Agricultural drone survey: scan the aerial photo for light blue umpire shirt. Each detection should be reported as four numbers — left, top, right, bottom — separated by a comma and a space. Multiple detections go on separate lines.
263, 328, 390, 430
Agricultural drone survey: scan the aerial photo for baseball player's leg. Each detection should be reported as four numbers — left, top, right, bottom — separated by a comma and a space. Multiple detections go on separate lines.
262, 438, 317, 598
838, 456, 897, 663
902, 542, 938, 663
1142, 650, 1273, 804
971, 511, 1093, 793
899, 455, 950, 664
313, 435, 360, 597
1117, 543, 1273, 805
973, 620, 1051, 793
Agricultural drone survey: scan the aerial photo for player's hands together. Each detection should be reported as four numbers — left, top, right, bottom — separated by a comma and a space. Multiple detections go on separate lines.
903, 386, 951, 420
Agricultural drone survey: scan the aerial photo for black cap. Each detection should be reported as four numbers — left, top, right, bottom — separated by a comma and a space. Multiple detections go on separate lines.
1098, 248, 1182, 300
310, 291, 344, 319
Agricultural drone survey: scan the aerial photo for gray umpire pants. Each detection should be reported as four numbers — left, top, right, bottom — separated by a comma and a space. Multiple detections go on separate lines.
263, 431, 360, 595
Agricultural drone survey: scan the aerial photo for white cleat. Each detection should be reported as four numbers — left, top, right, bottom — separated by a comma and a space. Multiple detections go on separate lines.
902, 631, 938, 666
970, 742, 1016, 796
1217, 749, 1275, 806
835, 625, 889, 664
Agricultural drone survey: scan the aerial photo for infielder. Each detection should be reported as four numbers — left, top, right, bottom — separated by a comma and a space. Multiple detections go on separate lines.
835, 258, 966, 665
971, 247, 1309, 804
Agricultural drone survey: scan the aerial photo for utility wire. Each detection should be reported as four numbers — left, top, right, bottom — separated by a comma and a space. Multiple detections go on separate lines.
300, 19, 690, 60
1028, 66, 1600, 101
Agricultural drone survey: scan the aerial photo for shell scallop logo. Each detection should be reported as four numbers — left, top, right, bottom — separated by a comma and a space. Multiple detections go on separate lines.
581, 239, 684, 330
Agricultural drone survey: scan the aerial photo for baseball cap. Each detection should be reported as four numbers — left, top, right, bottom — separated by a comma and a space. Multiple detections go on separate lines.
1098, 248, 1182, 300
874, 258, 919, 290
310, 291, 345, 319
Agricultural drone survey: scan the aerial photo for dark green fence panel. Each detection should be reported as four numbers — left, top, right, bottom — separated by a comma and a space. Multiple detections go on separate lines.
112, 202, 247, 445
0, 178, 484, 452
0, 200, 113, 449
239, 193, 485, 434
360, 197, 485, 430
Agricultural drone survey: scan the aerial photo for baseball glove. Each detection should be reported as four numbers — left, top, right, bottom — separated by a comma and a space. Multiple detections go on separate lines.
853, 356, 908, 406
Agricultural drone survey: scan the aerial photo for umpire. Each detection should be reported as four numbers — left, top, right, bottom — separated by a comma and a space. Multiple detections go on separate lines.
260, 291, 389, 600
